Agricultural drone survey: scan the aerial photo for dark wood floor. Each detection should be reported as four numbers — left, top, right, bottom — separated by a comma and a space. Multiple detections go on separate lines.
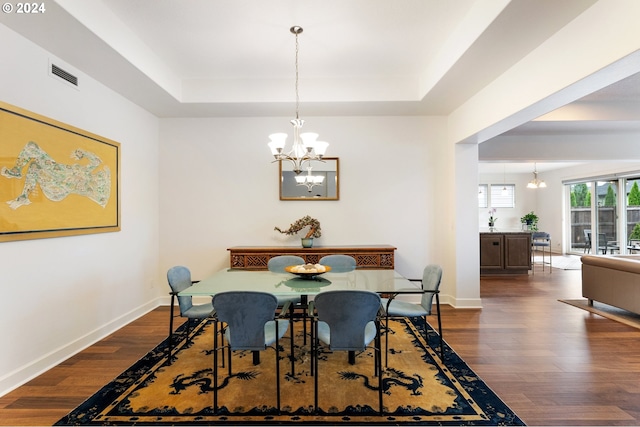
1, 265, 640, 426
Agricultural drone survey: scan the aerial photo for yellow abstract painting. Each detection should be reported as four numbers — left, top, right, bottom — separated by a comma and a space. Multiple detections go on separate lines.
0, 101, 120, 242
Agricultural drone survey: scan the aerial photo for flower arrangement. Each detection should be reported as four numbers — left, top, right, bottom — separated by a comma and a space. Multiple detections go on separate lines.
488, 208, 497, 225
274, 215, 322, 239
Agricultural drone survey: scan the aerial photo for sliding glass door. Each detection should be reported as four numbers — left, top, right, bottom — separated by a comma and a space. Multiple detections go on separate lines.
568, 175, 640, 255
596, 180, 618, 254
627, 178, 640, 248
568, 182, 591, 253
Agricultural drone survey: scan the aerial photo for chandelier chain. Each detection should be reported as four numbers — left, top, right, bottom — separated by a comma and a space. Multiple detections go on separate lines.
294, 29, 300, 120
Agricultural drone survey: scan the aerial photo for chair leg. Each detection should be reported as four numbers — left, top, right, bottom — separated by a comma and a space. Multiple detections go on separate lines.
167, 295, 175, 364
376, 330, 383, 415
531, 246, 535, 275
313, 319, 319, 413
220, 325, 225, 368
385, 312, 389, 368
300, 295, 309, 346
275, 321, 281, 414
289, 303, 295, 376
435, 294, 444, 361
213, 320, 219, 414
303, 310, 307, 346
384, 297, 392, 368
310, 321, 314, 376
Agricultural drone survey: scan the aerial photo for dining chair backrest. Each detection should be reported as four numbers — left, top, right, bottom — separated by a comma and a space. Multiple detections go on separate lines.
318, 255, 356, 272
167, 266, 195, 314
420, 264, 443, 315
267, 255, 306, 273
211, 291, 279, 351
313, 290, 381, 351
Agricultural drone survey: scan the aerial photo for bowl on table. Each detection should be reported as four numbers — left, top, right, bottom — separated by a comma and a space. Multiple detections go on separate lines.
284, 264, 331, 279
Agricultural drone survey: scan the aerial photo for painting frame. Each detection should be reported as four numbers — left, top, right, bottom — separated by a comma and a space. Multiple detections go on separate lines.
0, 101, 120, 242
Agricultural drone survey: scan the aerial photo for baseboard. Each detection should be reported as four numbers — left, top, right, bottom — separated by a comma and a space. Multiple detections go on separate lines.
448, 296, 483, 309
0, 299, 160, 397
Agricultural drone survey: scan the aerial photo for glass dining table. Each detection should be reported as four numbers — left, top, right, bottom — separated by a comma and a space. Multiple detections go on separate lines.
179, 267, 425, 371
178, 268, 420, 298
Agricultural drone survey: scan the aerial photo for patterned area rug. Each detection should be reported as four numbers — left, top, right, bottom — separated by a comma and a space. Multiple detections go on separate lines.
56, 316, 525, 425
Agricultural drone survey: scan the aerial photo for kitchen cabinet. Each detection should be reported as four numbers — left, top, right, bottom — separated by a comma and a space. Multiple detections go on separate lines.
480, 232, 531, 275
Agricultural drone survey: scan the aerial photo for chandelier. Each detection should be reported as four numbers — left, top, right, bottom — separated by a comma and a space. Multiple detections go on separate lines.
295, 165, 325, 192
527, 163, 547, 188
268, 26, 328, 174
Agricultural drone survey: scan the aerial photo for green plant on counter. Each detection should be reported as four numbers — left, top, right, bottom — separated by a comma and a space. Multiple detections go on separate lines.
520, 211, 539, 231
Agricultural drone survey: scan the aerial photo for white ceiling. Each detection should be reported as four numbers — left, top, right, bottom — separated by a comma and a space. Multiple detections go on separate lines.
0, 0, 602, 117
1, 0, 638, 174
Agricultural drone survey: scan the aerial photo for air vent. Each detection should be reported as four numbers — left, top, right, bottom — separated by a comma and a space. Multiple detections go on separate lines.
51, 63, 78, 86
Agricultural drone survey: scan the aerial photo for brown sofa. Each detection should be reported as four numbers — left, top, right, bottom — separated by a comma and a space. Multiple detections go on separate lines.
581, 255, 640, 314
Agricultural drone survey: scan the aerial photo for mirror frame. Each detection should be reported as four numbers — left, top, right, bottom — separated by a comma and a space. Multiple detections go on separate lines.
279, 157, 340, 201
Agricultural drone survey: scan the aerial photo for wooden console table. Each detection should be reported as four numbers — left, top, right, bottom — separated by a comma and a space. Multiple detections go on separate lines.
228, 245, 396, 270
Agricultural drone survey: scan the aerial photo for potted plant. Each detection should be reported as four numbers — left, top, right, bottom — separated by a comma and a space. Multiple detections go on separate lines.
275, 215, 322, 248
520, 211, 539, 231
488, 208, 497, 229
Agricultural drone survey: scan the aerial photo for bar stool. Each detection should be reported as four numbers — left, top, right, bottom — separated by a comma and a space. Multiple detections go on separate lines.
531, 232, 551, 273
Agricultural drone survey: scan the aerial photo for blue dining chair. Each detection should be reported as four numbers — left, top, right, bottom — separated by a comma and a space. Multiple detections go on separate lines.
166, 266, 214, 363
211, 291, 291, 414
310, 290, 383, 414
267, 255, 304, 368
267, 255, 304, 310
381, 264, 443, 365
268, 255, 306, 274
318, 254, 356, 272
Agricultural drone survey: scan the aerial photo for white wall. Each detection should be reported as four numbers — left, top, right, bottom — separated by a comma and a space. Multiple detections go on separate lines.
158, 116, 445, 282
0, 25, 161, 395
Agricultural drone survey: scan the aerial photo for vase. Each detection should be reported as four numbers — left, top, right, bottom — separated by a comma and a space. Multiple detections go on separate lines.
301, 237, 314, 248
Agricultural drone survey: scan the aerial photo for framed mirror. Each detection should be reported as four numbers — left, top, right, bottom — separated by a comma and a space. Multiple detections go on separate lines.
279, 157, 339, 200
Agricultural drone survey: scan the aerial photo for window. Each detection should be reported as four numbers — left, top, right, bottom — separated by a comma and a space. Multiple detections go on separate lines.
490, 184, 515, 208
479, 184, 514, 208
478, 185, 488, 208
